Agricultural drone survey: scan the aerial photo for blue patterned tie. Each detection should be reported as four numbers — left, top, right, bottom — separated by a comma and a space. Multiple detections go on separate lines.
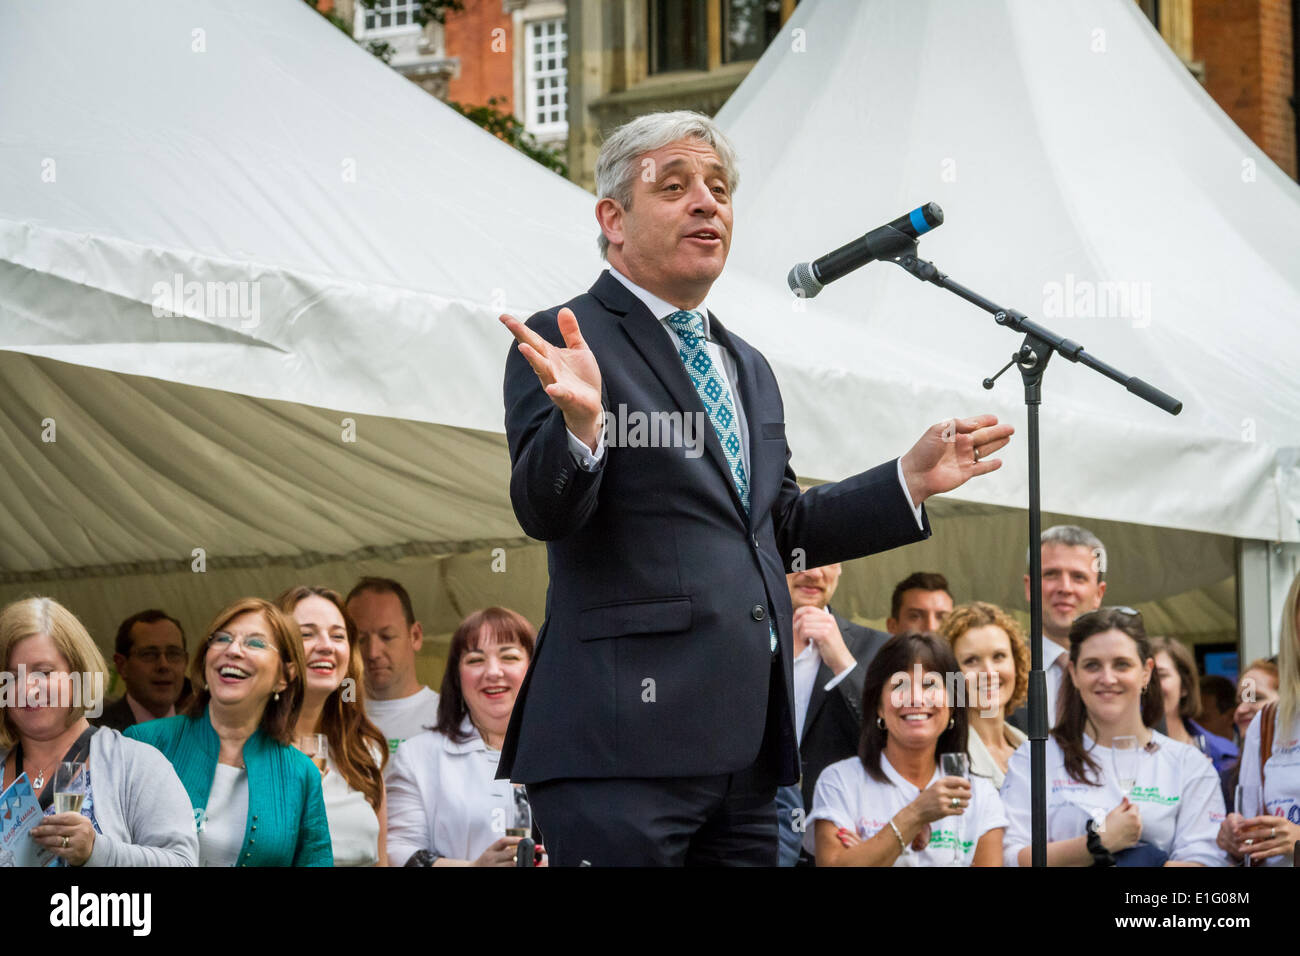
665, 310, 749, 512
665, 310, 776, 654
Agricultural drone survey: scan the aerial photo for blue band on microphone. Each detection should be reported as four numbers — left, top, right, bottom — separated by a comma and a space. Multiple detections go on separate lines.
909, 207, 933, 235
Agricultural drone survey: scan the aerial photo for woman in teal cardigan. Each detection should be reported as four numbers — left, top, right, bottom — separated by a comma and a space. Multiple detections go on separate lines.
127, 597, 331, 866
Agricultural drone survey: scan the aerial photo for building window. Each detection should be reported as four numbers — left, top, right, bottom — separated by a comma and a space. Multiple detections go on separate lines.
526, 18, 568, 135
722, 0, 782, 63
649, 0, 708, 74
359, 0, 419, 36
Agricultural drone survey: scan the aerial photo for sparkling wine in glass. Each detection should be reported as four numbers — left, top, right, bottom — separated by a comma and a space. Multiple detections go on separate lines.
1112, 735, 1139, 797
507, 783, 532, 839
1235, 784, 1262, 867
939, 752, 970, 865
297, 734, 329, 773
53, 761, 87, 814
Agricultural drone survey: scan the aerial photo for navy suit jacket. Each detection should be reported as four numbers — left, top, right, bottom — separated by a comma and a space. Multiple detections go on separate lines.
499, 271, 930, 785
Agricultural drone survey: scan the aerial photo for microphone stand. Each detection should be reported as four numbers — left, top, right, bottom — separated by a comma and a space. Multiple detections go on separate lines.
878, 232, 1181, 867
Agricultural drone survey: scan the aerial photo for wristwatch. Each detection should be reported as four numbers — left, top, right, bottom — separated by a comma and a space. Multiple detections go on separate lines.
404, 849, 443, 867
1085, 819, 1116, 867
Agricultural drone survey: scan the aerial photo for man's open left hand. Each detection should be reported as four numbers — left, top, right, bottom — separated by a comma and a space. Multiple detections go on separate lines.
900, 415, 1014, 507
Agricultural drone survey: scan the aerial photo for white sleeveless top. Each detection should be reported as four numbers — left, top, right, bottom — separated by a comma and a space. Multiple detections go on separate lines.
321, 751, 382, 867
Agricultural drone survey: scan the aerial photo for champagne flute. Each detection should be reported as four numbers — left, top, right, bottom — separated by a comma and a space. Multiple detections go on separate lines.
296, 734, 329, 773
52, 761, 87, 814
939, 752, 970, 865
1235, 784, 1262, 867
1112, 735, 1139, 798
507, 783, 532, 839
508, 784, 533, 866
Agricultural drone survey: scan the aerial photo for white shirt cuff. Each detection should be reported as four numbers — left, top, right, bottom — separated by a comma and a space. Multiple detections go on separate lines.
823, 660, 856, 691
566, 420, 606, 472
895, 457, 925, 530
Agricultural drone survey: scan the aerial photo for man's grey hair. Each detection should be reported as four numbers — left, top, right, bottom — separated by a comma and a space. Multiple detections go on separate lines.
594, 110, 740, 259
1027, 524, 1108, 582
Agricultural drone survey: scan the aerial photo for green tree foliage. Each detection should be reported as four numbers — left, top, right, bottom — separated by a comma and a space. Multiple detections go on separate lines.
447, 97, 567, 177
307, 2, 566, 176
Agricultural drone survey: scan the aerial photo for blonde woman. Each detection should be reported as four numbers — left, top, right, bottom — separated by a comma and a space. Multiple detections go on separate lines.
0, 597, 197, 866
1217, 571, 1300, 866
938, 602, 1030, 788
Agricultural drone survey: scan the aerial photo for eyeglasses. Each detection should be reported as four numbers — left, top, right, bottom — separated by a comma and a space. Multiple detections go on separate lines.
130, 647, 188, 664
207, 632, 274, 653
1074, 606, 1143, 626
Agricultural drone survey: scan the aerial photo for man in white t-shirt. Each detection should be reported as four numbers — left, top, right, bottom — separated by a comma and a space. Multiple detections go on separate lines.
346, 577, 440, 770
1008, 525, 1107, 732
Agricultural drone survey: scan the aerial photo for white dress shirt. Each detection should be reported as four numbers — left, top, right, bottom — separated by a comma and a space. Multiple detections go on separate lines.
793, 639, 856, 745
1038, 637, 1069, 725
385, 718, 516, 866
566, 268, 923, 530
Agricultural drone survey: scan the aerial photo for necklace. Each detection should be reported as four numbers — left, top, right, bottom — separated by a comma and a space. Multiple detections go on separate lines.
23, 754, 58, 791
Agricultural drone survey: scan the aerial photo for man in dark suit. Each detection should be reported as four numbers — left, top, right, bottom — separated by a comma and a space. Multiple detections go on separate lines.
499, 111, 1013, 865
775, 559, 891, 865
94, 608, 187, 732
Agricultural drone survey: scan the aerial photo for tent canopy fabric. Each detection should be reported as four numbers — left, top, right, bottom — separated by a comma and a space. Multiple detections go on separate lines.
0, 0, 1291, 652
716, 0, 1300, 542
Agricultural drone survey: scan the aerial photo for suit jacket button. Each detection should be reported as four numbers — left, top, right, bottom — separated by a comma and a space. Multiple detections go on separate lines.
751, 605, 766, 622
751, 534, 759, 548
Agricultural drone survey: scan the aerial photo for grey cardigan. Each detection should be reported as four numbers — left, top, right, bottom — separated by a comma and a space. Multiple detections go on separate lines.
1, 726, 198, 866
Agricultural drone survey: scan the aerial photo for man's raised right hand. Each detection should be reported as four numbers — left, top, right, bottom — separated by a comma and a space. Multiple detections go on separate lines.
501, 307, 603, 450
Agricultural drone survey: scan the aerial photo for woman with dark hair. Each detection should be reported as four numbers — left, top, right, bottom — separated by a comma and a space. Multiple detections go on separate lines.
1148, 635, 1236, 773
805, 632, 1007, 866
278, 586, 389, 867
126, 597, 332, 866
1000, 607, 1226, 867
386, 607, 540, 867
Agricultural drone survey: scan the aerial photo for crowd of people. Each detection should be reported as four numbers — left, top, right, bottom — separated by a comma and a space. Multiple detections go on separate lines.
1, 525, 1296, 867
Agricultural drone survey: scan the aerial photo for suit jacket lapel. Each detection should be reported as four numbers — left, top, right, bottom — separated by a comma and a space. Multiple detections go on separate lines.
803, 655, 835, 737
591, 273, 747, 523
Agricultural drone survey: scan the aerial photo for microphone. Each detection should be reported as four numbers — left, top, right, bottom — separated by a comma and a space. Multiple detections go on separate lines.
788, 202, 943, 299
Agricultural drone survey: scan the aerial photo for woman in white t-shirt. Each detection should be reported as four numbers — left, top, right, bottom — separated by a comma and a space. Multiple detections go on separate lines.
386, 607, 542, 867
1000, 607, 1226, 867
279, 586, 389, 867
1217, 570, 1300, 866
806, 632, 1007, 866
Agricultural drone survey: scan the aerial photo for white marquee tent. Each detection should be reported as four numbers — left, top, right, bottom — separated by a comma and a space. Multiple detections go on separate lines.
1, 0, 1296, 676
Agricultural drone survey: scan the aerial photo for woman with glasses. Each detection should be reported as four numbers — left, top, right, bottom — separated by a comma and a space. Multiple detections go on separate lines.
1217, 570, 1300, 866
1001, 607, 1226, 866
805, 632, 1007, 867
277, 586, 389, 866
0, 597, 198, 866
126, 597, 332, 866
